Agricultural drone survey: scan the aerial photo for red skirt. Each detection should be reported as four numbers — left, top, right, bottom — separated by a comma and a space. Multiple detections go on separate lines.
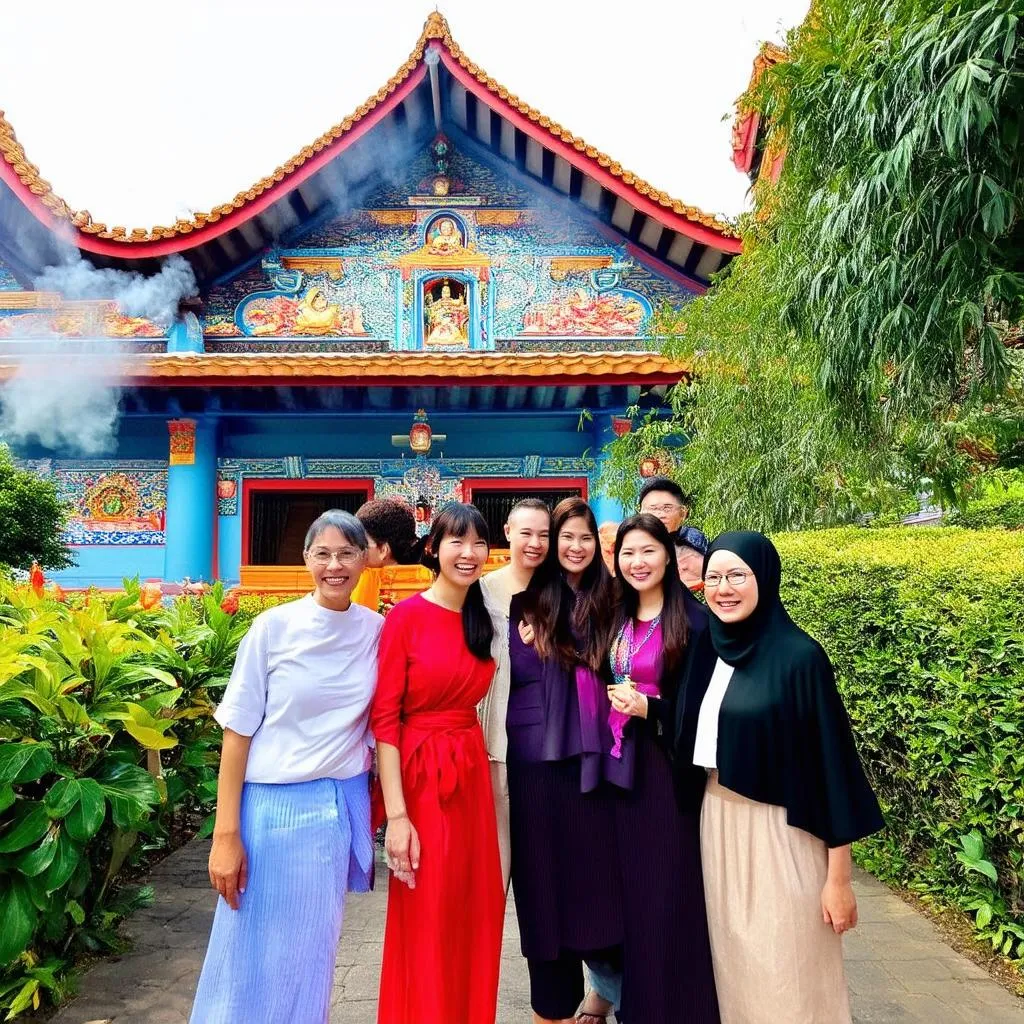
377, 710, 504, 1024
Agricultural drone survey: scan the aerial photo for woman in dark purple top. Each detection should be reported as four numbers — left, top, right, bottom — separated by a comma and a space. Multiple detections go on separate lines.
596, 513, 719, 1024
507, 497, 623, 1024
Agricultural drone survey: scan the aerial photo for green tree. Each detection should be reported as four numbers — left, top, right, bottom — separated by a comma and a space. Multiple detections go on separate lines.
606, 0, 1024, 533
0, 444, 74, 570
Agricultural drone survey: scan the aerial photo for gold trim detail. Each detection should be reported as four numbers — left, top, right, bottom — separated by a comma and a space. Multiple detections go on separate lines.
0, 11, 737, 245
279, 256, 345, 279
0, 291, 63, 310
475, 210, 525, 226
549, 256, 613, 281
368, 210, 418, 226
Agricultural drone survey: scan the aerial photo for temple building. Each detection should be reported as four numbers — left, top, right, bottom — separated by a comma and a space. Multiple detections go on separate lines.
0, 12, 741, 589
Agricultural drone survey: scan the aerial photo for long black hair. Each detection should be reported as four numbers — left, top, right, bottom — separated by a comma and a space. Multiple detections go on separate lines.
521, 496, 614, 671
420, 502, 494, 660
613, 513, 689, 692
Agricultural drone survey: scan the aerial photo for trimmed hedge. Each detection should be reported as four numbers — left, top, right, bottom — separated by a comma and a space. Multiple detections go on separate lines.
776, 527, 1024, 960
949, 495, 1024, 530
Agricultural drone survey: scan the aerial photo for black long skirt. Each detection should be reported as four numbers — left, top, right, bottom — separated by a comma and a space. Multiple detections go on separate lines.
613, 732, 720, 1024
508, 755, 624, 961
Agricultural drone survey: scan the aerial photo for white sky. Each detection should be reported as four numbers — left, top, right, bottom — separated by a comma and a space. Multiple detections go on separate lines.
0, 0, 809, 230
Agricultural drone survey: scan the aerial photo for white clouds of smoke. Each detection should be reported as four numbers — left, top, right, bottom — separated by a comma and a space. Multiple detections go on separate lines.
0, 253, 198, 455
0, 350, 122, 455
33, 252, 198, 326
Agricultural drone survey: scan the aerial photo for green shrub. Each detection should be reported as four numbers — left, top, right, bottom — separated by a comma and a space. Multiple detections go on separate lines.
776, 527, 1024, 961
0, 445, 73, 571
0, 579, 247, 1016
950, 470, 1024, 530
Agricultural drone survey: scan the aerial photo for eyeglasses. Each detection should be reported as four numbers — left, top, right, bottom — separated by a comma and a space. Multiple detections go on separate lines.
642, 503, 683, 515
308, 549, 363, 567
704, 570, 751, 588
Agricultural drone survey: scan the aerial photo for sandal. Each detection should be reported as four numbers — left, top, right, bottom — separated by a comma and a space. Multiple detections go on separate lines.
575, 1015, 608, 1024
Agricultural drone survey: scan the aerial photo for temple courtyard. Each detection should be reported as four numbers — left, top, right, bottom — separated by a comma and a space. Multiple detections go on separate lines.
48, 838, 1024, 1024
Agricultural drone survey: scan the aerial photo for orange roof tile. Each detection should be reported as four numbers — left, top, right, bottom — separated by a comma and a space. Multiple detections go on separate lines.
0, 12, 737, 252
0, 349, 688, 386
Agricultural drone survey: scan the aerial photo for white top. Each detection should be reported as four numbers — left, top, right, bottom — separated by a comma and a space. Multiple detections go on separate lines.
215, 595, 384, 784
692, 658, 736, 769
478, 568, 522, 763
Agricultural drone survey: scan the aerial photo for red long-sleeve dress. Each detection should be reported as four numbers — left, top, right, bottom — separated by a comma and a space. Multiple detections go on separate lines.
370, 593, 504, 1024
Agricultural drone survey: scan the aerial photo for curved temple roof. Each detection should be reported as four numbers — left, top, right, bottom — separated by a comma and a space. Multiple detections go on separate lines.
0, 11, 740, 264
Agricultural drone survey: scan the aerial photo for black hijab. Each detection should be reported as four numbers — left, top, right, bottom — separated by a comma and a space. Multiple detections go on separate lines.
676, 531, 883, 847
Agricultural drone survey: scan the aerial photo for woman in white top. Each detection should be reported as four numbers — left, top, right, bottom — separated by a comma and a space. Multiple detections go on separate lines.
190, 510, 384, 1024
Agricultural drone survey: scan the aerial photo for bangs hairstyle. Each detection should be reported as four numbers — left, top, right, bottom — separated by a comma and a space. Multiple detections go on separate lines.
613, 513, 689, 692
303, 509, 367, 553
522, 496, 614, 671
421, 503, 494, 660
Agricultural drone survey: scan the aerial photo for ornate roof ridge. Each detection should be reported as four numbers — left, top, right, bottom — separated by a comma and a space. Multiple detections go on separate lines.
0, 10, 737, 247
0, 349, 689, 383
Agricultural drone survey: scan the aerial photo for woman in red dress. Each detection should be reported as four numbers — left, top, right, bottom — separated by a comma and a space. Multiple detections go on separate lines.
371, 503, 504, 1024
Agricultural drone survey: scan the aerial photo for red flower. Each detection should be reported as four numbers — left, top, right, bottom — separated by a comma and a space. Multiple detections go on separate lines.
29, 562, 45, 598
139, 583, 163, 610
220, 593, 240, 615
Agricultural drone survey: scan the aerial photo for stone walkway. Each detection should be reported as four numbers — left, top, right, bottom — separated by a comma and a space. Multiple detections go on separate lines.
51, 839, 1024, 1024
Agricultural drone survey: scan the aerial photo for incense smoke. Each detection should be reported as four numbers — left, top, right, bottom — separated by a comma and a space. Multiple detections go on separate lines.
34, 252, 197, 326
0, 253, 198, 455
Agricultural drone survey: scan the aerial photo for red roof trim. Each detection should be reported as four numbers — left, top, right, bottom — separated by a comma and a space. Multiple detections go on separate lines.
439, 49, 741, 254
0, 67, 429, 260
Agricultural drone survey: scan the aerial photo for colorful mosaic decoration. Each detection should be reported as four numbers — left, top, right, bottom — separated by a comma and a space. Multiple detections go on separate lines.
168, 419, 196, 466
24, 462, 168, 546
0, 256, 20, 291
200, 143, 696, 350
217, 473, 239, 516
0, 303, 166, 339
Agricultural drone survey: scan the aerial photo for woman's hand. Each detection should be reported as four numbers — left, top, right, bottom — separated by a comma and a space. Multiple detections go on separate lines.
607, 682, 648, 718
821, 878, 858, 934
385, 813, 421, 890
209, 831, 248, 910
518, 619, 535, 646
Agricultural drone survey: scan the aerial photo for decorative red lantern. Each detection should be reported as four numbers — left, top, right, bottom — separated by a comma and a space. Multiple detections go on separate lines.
409, 409, 433, 454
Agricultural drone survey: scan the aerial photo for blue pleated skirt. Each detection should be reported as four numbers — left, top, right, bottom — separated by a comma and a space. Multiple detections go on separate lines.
190, 774, 373, 1024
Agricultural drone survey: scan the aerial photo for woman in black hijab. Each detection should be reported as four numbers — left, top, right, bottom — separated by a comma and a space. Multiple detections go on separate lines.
677, 531, 883, 1024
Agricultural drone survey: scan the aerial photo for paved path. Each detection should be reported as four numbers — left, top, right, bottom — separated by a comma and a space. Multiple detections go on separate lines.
51, 839, 1024, 1024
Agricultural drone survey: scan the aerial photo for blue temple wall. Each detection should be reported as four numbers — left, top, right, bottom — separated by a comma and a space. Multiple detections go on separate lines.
16, 409, 606, 587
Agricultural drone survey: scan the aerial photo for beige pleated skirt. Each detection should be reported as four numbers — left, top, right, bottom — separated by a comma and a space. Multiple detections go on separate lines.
700, 772, 851, 1024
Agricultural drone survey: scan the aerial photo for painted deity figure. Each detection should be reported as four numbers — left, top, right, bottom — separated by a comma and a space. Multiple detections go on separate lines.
426, 217, 465, 256
424, 282, 469, 345
294, 287, 342, 334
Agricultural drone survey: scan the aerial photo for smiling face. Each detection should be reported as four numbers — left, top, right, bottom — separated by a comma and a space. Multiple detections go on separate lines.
303, 525, 366, 610
435, 525, 489, 590
505, 507, 550, 572
617, 528, 669, 593
557, 515, 597, 584
704, 549, 759, 623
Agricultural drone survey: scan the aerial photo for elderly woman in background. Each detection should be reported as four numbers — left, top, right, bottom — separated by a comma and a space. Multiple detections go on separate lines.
190, 510, 383, 1024
675, 525, 710, 592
